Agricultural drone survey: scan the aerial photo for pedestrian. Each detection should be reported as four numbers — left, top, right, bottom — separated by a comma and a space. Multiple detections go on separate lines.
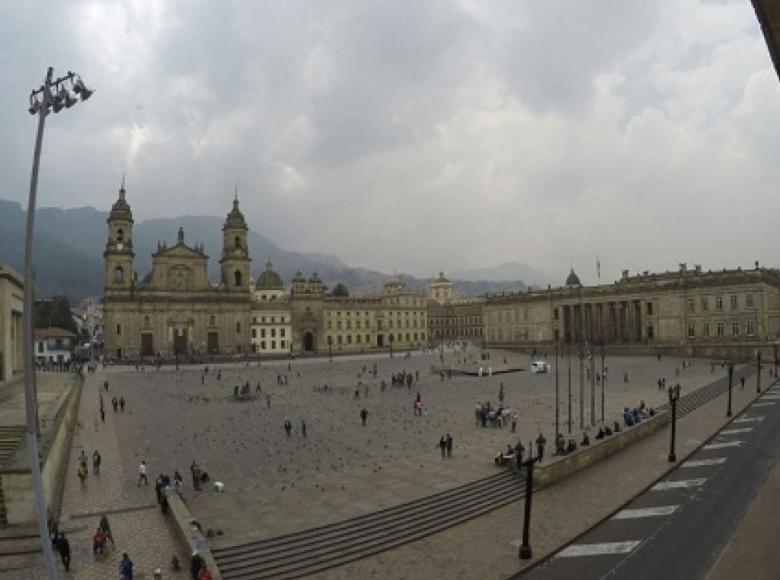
138, 460, 148, 486
360, 408, 368, 426
740, 376, 745, 389
446, 433, 453, 457
58, 532, 71, 571
78, 463, 88, 487
103, 380, 109, 392
119, 552, 134, 580
266, 394, 271, 409
284, 418, 292, 436
511, 415, 518, 433
92, 450, 101, 475
100, 406, 105, 422
301, 419, 307, 438
535, 432, 547, 463
438, 435, 446, 457
120, 396, 125, 412
112, 396, 118, 411
191, 460, 201, 491
498, 383, 505, 403
99, 514, 114, 546
191, 551, 205, 580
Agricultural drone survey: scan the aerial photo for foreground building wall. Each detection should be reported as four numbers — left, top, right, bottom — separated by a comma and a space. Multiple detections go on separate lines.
0, 263, 24, 384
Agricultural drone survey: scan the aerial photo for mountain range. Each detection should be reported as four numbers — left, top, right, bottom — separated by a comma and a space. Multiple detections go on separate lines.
0, 198, 549, 303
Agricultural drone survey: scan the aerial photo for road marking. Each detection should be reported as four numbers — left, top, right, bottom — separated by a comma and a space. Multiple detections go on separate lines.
734, 416, 764, 423
703, 440, 743, 450
651, 478, 707, 491
720, 427, 753, 435
682, 457, 726, 468
753, 402, 776, 407
557, 541, 641, 558
613, 505, 679, 520
760, 396, 780, 401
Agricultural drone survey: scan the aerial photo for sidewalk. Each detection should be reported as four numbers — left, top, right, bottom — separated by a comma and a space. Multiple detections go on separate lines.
310, 369, 770, 580
54, 370, 188, 579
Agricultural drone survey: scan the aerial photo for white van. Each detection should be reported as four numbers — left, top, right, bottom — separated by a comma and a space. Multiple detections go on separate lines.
530, 361, 549, 374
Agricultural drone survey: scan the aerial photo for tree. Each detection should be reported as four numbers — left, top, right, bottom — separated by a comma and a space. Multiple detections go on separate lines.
34, 296, 78, 334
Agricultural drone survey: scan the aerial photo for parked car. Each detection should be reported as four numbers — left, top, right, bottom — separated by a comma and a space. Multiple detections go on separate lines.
530, 361, 549, 374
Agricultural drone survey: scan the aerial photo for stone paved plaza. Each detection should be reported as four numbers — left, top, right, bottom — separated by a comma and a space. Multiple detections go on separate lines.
97, 347, 718, 548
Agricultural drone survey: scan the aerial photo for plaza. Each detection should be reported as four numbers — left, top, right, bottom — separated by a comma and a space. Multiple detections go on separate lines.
101, 348, 720, 545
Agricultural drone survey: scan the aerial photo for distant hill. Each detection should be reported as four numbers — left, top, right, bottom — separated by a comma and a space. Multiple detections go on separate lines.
0, 199, 528, 302
452, 261, 561, 288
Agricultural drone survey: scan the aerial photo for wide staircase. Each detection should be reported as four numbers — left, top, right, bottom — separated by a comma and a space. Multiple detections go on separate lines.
0, 426, 25, 528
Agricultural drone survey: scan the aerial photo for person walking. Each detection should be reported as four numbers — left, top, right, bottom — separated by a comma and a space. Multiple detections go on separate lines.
301, 419, 307, 438
284, 418, 292, 436
360, 408, 368, 426
138, 460, 148, 486
92, 450, 101, 475
535, 432, 547, 463
437, 435, 446, 457
445, 433, 453, 457
120, 396, 126, 412
78, 463, 88, 488
119, 552, 134, 579
191, 460, 202, 491
57, 532, 71, 571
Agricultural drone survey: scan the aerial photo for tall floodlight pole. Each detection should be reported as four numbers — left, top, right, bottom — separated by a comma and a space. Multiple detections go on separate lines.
554, 336, 559, 438
600, 343, 605, 423
24, 67, 93, 579
567, 344, 572, 434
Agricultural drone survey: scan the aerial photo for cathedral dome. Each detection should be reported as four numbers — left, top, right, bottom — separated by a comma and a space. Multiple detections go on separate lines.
256, 261, 284, 289
565, 268, 582, 287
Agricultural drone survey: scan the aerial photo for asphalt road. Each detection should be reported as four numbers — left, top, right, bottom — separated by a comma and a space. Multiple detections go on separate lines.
516, 380, 780, 580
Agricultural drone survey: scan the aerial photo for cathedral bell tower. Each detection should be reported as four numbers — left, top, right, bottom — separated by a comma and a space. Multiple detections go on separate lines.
104, 178, 135, 290
220, 192, 251, 291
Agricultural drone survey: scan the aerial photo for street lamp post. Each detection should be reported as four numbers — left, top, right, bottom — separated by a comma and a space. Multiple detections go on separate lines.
567, 344, 572, 434
327, 336, 332, 362
554, 336, 559, 438
757, 350, 762, 393
668, 384, 681, 462
518, 444, 540, 560
25, 66, 93, 579
589, 346, 596, 427
600, 343, 605, 424
726, 363, 734, 417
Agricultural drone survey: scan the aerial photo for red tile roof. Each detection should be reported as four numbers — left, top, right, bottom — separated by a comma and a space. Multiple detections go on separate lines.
34, 327, 77, 340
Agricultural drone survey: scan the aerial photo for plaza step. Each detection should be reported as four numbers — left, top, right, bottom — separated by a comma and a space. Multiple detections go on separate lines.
0, 426, 24, 528
214, 470, 524, 580
0, 536, 41, 557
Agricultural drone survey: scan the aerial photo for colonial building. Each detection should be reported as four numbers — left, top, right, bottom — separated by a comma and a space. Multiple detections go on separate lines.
426, 272, 484, 343
251, 263, 292, 354
103, 185, 252, 360
0, 262, 23, 384
485, 263, 780, 358
34, 327, 77, 366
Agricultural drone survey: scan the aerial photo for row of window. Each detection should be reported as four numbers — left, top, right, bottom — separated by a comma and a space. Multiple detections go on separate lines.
326, 310, 425, 318
256, 339, 287, 351
687, 320, 756, 338
429, 317, 482, 326
252, 316, 287, 324
252, 328, 286, 339
687, 294, 755, 314
326, 331, 426, 345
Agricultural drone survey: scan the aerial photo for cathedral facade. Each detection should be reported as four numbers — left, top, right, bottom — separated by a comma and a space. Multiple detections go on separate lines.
103, 185, 252, 360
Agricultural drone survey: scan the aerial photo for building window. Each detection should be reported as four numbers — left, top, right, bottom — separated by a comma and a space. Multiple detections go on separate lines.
347, 335, 352, 344
747, 320, 755, 336
717, 322, 725, 337
236, 322, 241, 333
700, 297, 708, 312
687, 323, 695, 338
271, 328, 276, 338
280, 328, 285, 338
234, 235, 241, 249
116, 324, 122, 336
731, 322, 739, 336
327, 320, 333, 330
252, 329, 257, 338
116, 228, 124, 242
357, 335, 362, 344
261, 341, 266, 349
646, 302, 653, 316
281, 340, 286, 349
272, 340, 276, 349
113, 266, 124, 283
703, 323, 710, 337
647, 324, 654, 339
144, 315, 150, 327
210, 315, 216, 326
746, 294, 754, 308
337, 335, 343, 344
687, 299, 695, 313
716, 296, 723, 311
365, 334, 370, 343
234, 270, 243, 287
730, 295, 738, 310
37, 341, 44, 353
261, 329, 266, 338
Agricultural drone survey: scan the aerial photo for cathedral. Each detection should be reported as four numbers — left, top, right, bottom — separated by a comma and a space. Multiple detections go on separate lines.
103, 183, 252, 359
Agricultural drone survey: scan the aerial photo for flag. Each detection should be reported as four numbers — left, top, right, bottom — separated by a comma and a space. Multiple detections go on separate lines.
596, 255, 601, 282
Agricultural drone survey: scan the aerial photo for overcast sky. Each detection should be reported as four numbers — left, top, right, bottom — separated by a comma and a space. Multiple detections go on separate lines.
1, 0, 778, 282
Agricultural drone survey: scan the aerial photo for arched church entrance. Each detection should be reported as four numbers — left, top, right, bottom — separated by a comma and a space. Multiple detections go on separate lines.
303, 332, 315, 352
